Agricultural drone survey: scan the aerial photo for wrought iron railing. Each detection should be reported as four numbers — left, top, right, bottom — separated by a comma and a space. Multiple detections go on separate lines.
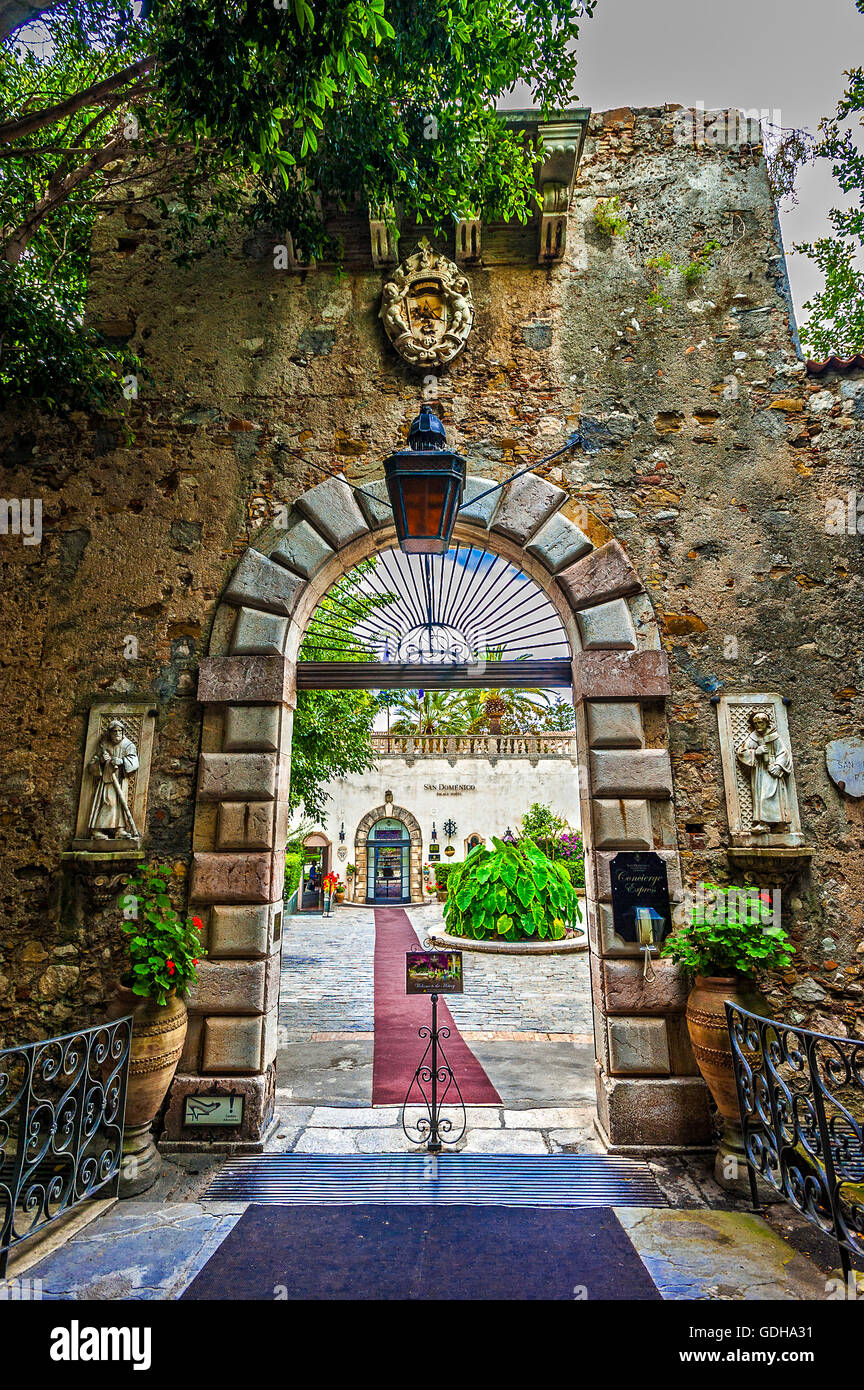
0, 1016, 132, 1275
726, 1003, 864, 1278
371, 732, 578, 758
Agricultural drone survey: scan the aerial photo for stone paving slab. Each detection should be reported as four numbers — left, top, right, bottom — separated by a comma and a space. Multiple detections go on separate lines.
615, 1208, 830, 1301
20, 1201, 247, 1301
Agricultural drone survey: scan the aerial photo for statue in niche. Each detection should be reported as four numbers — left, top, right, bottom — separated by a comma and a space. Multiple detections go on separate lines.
87, 718, 140, 839
735, 708, 793, 833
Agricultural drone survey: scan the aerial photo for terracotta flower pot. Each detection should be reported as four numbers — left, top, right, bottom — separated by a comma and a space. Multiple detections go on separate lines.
686, 973, 768, 1193
108, 986, 188, 1197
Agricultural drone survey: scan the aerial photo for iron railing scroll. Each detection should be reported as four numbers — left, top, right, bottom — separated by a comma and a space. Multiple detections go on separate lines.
0, 1016, 132, 1275
726, 1003, 864, 1279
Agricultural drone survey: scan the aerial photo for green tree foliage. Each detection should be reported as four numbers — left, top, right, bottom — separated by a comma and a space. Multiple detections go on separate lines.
794, 2, 864, 357
386, 689, 467, 736
1, 0, 595, 407
443, 835, 581, 942
291, 559, 392, 819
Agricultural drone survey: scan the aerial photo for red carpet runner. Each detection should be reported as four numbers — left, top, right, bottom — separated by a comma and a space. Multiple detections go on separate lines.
371, 907, 501, 1106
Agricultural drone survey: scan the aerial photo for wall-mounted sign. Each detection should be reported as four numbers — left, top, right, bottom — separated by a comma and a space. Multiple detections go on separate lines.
406, 949, 463, 994
826, 738, 864, 798
423, 784, 476, 795
609, 851, 672, 945
184, 1093, 245, 1128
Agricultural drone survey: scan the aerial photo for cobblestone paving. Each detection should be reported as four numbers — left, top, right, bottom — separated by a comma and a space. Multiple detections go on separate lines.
279, 903, 592, 1042
279, 907, 375, 1041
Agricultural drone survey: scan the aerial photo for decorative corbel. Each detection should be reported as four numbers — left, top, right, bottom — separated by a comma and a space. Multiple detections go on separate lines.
538, 181, 569, 263
369, 202, 399, 268
455, 218, 482, 264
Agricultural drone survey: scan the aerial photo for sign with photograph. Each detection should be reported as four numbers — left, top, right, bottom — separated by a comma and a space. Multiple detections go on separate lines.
405, 949, 463, 994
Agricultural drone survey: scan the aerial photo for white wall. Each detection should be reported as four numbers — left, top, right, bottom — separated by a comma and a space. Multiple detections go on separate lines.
315, 751, 582, 870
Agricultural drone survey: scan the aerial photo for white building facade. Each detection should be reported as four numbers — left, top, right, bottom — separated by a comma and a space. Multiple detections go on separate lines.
309, 732, 581, 904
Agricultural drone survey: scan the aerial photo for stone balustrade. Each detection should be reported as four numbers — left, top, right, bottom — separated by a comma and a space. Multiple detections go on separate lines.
370, 732, 579, 758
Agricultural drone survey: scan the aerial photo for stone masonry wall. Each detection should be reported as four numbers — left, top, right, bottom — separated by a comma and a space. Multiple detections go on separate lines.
0, 105, 862, 1046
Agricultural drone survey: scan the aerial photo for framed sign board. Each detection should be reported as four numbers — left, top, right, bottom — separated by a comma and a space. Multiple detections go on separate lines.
184, 1093, 245, 1127
406, 949, 463, 994
609, 851, 672, 945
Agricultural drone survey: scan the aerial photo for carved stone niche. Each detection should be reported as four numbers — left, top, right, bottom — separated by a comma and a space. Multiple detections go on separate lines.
716, 693, 811, 864
72, 702, 157, 852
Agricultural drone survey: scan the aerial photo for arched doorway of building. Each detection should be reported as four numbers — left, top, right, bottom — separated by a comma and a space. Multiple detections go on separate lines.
465, 833, 484, 854
366, 819, 411, 902
354, 805, 423, 903
176, 466, 709, 1156
298, 832, 330, 911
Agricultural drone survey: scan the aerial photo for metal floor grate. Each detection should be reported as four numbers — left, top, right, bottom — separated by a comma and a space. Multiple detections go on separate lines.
202, 1154, 668, 1208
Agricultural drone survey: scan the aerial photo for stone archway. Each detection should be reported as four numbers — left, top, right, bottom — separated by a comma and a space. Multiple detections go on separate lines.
161, 468, 711, 1154
355, 805, 423, 904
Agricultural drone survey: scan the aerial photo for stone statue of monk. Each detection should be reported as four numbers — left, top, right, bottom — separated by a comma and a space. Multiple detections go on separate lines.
87, 718, 139, 839
736, 709, 793, 833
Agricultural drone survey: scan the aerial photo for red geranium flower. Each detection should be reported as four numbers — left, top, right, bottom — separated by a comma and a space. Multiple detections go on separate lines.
166, 959, 176, 975
192, 916, 203, 931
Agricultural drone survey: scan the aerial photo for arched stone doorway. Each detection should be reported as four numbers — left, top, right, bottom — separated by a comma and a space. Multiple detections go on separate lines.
162, 469, 711, 1155
355, 806, 422, 904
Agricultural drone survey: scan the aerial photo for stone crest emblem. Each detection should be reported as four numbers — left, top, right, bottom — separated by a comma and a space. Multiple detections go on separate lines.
379, 238, 473, 367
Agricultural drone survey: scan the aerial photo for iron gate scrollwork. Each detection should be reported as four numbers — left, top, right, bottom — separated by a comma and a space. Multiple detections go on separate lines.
0, 1016, 132, 1275
726, 1003, 864, 1277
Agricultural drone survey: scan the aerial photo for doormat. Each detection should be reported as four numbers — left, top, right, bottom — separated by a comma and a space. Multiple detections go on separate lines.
181, 1202, 661, 1300
202, 1153, 668, 1208
372, 907, 501, 1106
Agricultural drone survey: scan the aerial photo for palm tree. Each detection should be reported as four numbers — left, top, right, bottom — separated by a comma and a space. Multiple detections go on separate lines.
387, 689, 467, 737
459, 650, 551, 734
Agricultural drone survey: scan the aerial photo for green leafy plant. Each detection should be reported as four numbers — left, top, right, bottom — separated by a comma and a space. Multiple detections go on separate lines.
119, 862, 204, 1005
661, 882, 795, 978
431, 862, 458, 892
284, 850, 303, 899
443, 837, 581, 943
593, 195, 628, 238
645, 240, 719, 308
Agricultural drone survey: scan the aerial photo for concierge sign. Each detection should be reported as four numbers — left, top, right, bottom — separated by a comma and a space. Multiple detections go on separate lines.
609, 851, 673, 945
406, 949, 463, 994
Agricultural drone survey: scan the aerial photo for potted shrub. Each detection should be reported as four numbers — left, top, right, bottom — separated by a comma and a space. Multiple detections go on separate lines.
662, 882, 794, 1187
432, 862, 454, 903
111, 863, 204, 1196
443, 837, 581, 942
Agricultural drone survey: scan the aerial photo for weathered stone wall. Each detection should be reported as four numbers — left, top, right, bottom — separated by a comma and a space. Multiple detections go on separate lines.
0, 104, 862, 1051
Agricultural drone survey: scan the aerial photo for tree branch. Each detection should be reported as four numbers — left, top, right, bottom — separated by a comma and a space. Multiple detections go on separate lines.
0, 58, 153, 143
2, 131, 126, 265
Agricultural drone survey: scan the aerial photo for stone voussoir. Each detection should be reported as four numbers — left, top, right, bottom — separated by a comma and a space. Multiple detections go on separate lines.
269, 515, 336, 578
558, 540, 643, 612
224, 546, 306, 617
294, 473, 369, 548
490, 471, 567, 544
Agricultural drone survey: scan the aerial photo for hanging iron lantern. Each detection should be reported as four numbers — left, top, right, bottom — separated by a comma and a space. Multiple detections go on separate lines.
384, 406, 466, 554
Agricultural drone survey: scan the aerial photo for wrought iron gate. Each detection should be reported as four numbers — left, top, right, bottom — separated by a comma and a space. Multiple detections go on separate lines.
726, 1003, 864, 1277
0, 1016, 132, 1275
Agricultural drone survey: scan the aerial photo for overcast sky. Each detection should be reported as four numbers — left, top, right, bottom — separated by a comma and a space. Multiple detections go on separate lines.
514, 0, 861, 328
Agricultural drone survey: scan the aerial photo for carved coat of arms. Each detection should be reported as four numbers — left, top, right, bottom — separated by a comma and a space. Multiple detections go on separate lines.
379, 239, 474, 367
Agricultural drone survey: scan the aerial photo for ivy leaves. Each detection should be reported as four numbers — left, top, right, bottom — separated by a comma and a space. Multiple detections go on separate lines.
443, 839, 581, 943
